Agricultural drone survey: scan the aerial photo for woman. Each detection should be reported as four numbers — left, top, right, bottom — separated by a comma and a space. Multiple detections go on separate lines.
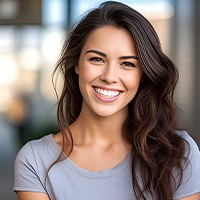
14, 1, 200, 200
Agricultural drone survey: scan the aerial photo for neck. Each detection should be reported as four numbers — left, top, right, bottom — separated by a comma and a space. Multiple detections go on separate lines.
70, 102, 128, 146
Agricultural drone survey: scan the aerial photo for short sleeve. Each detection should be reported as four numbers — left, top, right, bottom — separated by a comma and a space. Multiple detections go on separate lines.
14, 142, 47, 193
173, 131, 200, 199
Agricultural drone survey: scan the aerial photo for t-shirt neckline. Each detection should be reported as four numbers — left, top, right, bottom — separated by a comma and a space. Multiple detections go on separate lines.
46, 134, 131, 178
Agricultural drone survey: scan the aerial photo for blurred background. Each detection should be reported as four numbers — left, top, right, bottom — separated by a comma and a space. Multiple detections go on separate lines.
0, 0, 199, 199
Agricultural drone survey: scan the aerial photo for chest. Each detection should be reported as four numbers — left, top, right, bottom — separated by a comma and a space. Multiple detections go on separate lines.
46, 158, 134, 200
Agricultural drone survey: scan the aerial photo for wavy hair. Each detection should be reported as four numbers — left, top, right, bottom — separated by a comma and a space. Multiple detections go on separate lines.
52, 1, 186, 199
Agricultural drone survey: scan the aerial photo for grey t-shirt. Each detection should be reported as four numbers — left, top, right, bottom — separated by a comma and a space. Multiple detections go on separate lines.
14, 131, 200, 200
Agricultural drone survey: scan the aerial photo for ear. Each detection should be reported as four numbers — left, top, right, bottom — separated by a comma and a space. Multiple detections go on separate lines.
75, 65, 79, 74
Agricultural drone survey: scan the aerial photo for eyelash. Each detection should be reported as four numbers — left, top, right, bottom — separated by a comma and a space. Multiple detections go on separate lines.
121, 62, 136, 68
89, 57, 104, 63
89, 57, 136, 68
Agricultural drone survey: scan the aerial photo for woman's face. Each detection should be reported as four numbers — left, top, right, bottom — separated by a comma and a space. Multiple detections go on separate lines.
75, 25, 142, 118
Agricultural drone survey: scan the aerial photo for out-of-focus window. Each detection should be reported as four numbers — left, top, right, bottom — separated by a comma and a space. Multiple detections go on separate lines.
70, 0, 174, 55
42, 0, 68, 26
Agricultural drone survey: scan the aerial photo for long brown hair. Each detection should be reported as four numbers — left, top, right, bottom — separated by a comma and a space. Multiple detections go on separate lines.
52, 1, 186, 199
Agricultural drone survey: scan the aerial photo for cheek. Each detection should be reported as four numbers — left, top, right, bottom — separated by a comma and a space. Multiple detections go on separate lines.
123, 73, 142, 90
79, 64, 100, 83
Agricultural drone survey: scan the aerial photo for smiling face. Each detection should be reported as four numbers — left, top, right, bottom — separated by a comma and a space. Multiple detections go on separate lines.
75, 25, 142, 119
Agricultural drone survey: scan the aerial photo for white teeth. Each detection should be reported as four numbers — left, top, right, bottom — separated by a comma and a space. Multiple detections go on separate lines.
94, 88, 120, 98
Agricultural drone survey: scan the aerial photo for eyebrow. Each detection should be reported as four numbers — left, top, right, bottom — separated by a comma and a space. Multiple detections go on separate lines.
85, 49, 139, 60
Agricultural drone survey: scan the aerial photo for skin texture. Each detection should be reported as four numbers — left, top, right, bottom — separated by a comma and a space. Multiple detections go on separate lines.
16, 25, 200, 200
75, 25, 142, 119
17, 192, 50, 200
68, 25, 142, 171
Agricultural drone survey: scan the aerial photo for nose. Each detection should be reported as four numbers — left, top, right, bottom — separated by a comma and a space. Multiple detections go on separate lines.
100, 64, 118, 84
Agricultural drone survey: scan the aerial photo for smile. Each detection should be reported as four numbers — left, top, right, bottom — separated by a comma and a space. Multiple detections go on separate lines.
94, 87, 121, 98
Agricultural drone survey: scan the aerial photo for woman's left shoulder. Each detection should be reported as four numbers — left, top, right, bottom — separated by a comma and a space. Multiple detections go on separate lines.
173, 130, 200, 199
176, 130, 200, 153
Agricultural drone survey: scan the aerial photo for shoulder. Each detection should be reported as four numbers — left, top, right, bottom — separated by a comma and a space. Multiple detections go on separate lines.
173, 130, 200, 199
176, 130, 199, 146
17, 134, 52, 155
176, 130, 200, 170
15, 134, 60, 169
14, 134, 60, 193
176, 130, 200, 158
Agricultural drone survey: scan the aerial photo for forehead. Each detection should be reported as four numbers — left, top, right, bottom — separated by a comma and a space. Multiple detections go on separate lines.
82, 25, 137, 54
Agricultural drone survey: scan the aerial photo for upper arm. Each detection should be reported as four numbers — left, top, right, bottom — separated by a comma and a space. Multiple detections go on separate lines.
17, 191, 50, 200
14, 142, 47, 194
180, 192, 200, 200
174, 131, 200, 199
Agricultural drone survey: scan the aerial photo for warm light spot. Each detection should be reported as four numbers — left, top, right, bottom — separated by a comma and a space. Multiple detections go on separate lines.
41, 28, 63, 63
18, 47, 40, 71
0, 55, 18, 86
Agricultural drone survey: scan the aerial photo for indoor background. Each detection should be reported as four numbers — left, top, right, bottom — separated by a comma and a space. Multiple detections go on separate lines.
0, 0, 199, 199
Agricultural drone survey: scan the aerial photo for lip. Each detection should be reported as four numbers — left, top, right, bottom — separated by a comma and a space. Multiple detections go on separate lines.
93, 85, 123, 92
93, 86, 123, 103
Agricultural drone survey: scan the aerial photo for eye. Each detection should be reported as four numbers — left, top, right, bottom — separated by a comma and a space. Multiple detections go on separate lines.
121, 61, 136, 68
89, 57, 104, 63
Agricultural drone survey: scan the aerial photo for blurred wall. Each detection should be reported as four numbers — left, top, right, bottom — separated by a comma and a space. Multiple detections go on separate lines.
172, 0, 200, 144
